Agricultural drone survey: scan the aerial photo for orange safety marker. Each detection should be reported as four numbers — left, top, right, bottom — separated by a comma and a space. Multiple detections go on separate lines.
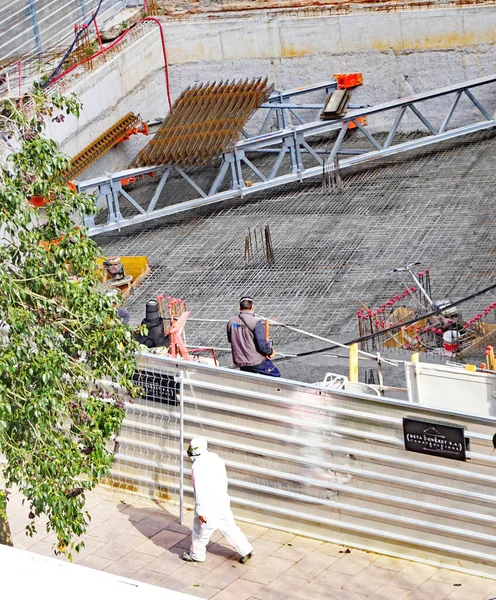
485, 345, 495, 370
120, 176, 137, 187
118, 121, 150, 143
347, 116, 368, 130
333, 73, 363, 89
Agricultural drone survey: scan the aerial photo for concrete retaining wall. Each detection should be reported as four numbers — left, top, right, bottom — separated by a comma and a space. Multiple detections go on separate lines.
49, 5, 496, 178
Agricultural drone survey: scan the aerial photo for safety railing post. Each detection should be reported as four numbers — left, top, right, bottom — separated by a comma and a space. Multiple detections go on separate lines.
349, 343, 359, 382
179, 375, 184, 524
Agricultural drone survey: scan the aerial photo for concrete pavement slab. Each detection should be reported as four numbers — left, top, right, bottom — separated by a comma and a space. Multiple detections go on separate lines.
7, 483, 496, 600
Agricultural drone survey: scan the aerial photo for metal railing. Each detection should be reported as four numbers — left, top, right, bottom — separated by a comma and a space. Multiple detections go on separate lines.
0, 0, 125, 100
78, 74, 496, 236
108, 352, 496, 579
0, 0, 123, 61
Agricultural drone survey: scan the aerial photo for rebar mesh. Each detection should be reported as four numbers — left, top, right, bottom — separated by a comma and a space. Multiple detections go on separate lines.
130, 78, 274, 167
98, 130, 496, 382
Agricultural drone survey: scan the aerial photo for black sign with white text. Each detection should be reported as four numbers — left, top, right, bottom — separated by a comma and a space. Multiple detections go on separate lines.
403, 417, 467, 461
132, 370, 179, 406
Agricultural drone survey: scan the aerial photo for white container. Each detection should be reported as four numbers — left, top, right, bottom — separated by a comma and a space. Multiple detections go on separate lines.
443, 329, 460, 352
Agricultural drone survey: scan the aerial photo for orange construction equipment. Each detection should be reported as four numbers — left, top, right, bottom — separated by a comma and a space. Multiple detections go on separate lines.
333, 73, 363, 90
347, 116, 368, 130
168, 311, 191, 360
155, 295, 191, 360
119, 121, 149, 143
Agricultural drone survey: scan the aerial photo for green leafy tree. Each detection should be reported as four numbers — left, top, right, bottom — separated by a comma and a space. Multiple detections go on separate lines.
0, 89, 138, 558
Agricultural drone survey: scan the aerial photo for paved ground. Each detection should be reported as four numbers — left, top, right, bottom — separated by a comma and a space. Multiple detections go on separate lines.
7, 484, 496, 600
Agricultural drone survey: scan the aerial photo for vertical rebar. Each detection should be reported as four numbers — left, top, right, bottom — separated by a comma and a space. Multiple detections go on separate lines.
265, 225, 275, 264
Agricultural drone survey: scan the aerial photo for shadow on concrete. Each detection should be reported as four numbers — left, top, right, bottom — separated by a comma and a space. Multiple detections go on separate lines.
117, 502, 236, 560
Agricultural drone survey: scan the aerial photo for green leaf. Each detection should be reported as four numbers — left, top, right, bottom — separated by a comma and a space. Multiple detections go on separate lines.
0, 89, 137, 555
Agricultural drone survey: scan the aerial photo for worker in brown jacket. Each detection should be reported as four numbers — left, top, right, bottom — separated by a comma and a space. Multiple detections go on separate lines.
227, 296, 280, 377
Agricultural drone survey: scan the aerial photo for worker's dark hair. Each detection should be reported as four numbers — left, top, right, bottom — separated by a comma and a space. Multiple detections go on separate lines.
239, 296, 253, 310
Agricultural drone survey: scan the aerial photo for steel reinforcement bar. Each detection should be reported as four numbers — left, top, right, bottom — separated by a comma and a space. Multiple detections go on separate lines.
64, 112, 142, 181
77, 74, 496, 236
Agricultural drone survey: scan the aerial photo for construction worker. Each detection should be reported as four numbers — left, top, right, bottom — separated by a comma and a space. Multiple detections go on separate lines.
182, 437, 254, 564
227, 296, 281, 377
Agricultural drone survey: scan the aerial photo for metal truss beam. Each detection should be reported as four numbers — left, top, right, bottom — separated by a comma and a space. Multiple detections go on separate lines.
78, 75, 496, 237
255, 80, 337, 133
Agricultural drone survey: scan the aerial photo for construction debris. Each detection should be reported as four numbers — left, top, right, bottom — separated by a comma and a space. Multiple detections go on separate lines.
357, 266, 496, 358
64, 112, 146, 181
131, 78, 274, 168
97, 255, 151, 299
103, 256, 133, 288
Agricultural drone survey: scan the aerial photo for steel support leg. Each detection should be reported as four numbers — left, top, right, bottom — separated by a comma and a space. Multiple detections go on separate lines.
209, 159, 230, 195
148, 167, 171, 213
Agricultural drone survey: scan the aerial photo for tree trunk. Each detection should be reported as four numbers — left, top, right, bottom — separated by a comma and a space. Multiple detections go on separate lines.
0, 470, 13, 546
0, 510, 13, 546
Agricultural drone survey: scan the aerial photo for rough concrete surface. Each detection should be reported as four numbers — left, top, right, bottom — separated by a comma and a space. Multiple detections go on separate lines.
96, 130, 496, 384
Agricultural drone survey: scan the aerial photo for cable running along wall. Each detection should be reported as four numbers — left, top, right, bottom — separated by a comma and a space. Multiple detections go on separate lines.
0, 0, 123, 63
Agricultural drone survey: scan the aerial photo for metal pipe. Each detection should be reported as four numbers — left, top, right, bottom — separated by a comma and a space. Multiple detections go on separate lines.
406, 265, 435, 308
179, 376, 184, 524
186, 317, 293, 326
141, 18, 172, 113
257, 313, 399, 364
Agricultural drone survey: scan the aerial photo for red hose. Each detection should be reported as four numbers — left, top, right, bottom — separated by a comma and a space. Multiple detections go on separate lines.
142, 17, 172, 113
93, 12, 103, 52
48, 19, 173, 113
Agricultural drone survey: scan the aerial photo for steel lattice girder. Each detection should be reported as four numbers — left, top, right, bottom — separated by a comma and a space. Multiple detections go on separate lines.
78, 74, 496, 236
64, 112, 142, 181
254, 80, 338, 133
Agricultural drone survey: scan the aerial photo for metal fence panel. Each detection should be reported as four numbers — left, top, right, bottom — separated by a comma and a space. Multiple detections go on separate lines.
0, 0, 124, 61
108, 353, 496, 578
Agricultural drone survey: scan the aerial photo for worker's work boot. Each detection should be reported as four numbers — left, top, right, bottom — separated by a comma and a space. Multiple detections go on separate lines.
239, 551, 254, 564
182, 551, 204, 563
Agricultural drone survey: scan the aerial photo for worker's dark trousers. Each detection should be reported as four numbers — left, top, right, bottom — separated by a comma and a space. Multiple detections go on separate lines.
240, 358, 281, 377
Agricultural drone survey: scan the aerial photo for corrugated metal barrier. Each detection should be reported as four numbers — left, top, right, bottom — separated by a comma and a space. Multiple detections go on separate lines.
109, 353, 496, 579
